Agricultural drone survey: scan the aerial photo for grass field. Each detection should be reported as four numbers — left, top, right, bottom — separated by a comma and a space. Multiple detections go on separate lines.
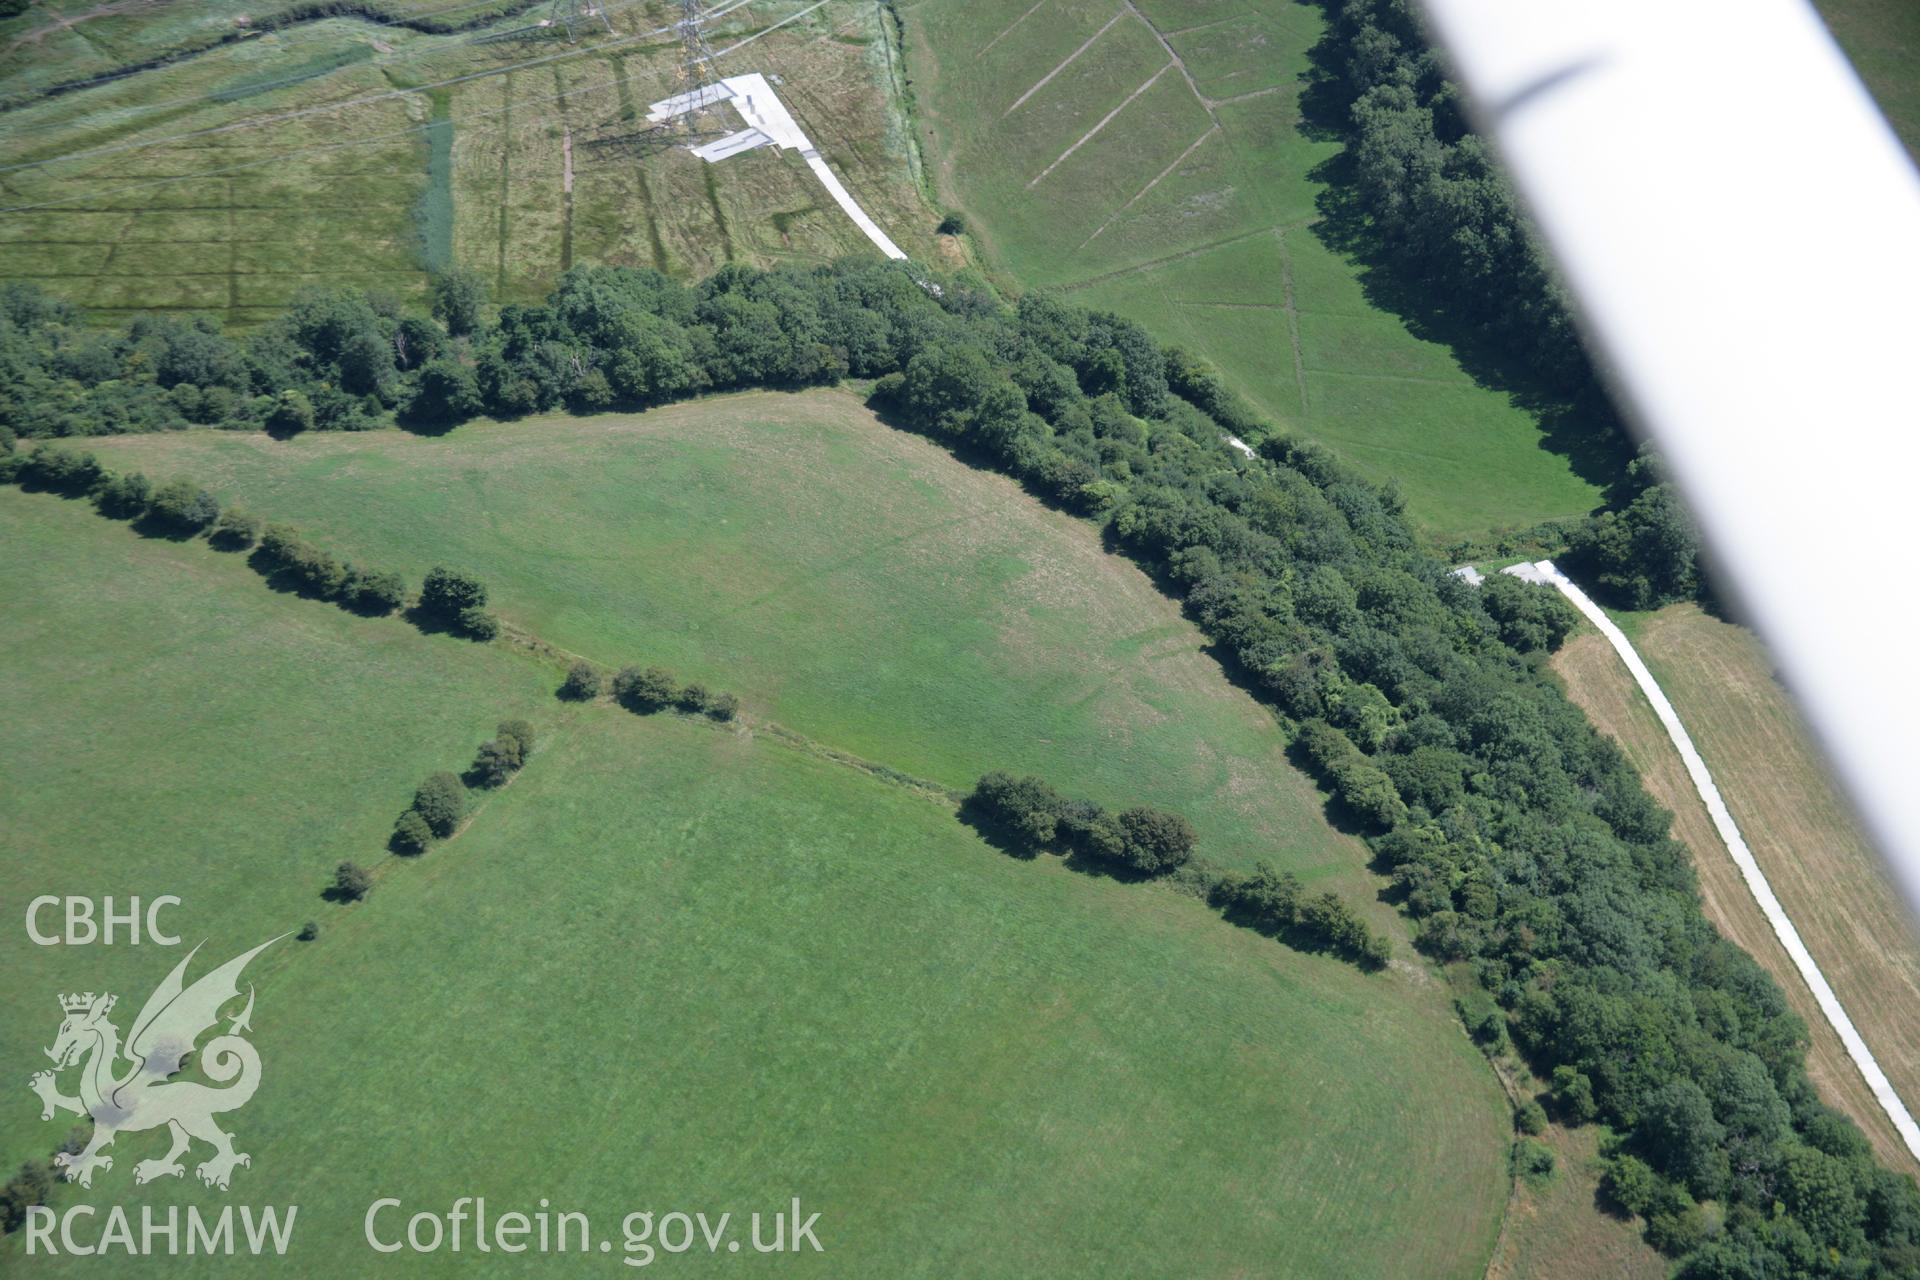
0, 1, 938, 323
1484, 1121, 1665, 1280
0, 481, 1511, 1275
901, 0, 1608, 545
84, 387, 1388, 897
1552, 605, 1920, 1177
1816, 0, 1920, 156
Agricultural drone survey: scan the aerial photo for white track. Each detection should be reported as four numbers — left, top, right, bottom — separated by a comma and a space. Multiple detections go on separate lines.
649, 73, 907, 261
1505, 559, 1920, 1161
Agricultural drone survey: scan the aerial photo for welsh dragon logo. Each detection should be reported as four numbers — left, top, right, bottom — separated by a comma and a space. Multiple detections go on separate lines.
29, 937, 280, 1191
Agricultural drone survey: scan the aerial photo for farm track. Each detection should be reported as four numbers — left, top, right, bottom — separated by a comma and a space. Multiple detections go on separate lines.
1517, 559, 1920, 1163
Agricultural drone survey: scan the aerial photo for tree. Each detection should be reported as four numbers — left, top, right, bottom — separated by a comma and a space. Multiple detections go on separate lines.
472, 720, 533, 786
704, 691, 739, 721
937, 211, 967, 236
675, 682, 712, 714
266, 388, 315, 436
497, 719, 535, 758
1116, 806, 1196, 874
967, 772, 1067, 848
0, 1160, 55, 1232
345, 567, 407, 615
1638, 1080, 1730, 1199
458, 606, 500, 640
209, 507, 262, 550
559, 661, 602, 700
1551, 1065, 1597, 1123
470, 738, 521, 787
430, 268, 488, 336
147, 477, 220, 532
391, 809, 432, 853
420, 566, 487, 619
93, 471, 151, 519
612, 665, 677, 712
297, 921, 320, 942
412, 771, 466, 838
332, 860, 373, 901
407, 357, 482, 423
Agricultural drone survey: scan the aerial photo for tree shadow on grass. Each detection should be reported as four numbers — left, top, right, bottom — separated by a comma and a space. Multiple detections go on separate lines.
1294, 7, 1637, 513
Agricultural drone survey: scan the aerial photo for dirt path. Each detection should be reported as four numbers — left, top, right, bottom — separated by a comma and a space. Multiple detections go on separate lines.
1510, 559, 1920, 1162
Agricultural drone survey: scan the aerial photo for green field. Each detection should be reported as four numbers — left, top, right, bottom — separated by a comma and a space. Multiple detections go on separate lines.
902, 0, 1607, 545
0, 473, 1510, 1274
0, 1, 937, 323
1816, 0, 1920, 156
83, 388, 1382, 893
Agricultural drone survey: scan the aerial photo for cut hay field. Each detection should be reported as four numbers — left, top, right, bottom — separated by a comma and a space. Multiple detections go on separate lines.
0, 0, 936, 324
85, 387, 1382, 895
901, 0, 1607, 546
1552, 604, 1920, 1176
0, 480, 1511, 1276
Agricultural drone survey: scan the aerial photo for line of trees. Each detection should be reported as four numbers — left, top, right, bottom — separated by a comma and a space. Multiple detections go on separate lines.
2, 253, 1907, 1272
965, 770, 1198, 876
965, 771, 1393, 969
0, 444, 506, 638
610, 663, 739, 721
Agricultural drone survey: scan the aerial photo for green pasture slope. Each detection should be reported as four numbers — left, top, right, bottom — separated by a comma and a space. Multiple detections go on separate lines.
903, 0, 1605, 545
1815, 0, 1920, 156
87, 388, 1379, 894
0, 484, 1509, 1275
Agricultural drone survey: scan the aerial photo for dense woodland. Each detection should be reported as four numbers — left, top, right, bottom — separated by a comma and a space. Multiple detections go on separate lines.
1, 255, 1912, 1275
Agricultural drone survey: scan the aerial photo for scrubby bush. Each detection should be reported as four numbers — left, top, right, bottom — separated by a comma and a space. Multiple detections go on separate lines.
559, 661, 603, 700
675, 682, 712, 714
1512, 1139, 1556, 1184
411, 772, 466, 838
331, 861, 372, 901
297, 920, 320, 942
703, 691, 740, 721
1515, 1100, 1548, 1136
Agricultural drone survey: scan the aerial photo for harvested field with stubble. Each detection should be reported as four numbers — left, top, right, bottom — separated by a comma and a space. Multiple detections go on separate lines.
0, 1, 938, 323
903, 0, 1606, 544
1553, 605, 1920, 1176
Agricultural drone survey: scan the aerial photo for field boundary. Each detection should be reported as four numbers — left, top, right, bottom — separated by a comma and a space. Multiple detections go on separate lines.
1510, 558, 1920, 1161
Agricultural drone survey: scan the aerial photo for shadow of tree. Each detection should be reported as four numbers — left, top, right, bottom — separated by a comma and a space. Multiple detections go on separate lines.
1293, 3, 1639, 515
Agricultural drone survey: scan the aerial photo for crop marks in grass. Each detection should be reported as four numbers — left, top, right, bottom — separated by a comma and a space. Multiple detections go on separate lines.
907, 0, 1607, 544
